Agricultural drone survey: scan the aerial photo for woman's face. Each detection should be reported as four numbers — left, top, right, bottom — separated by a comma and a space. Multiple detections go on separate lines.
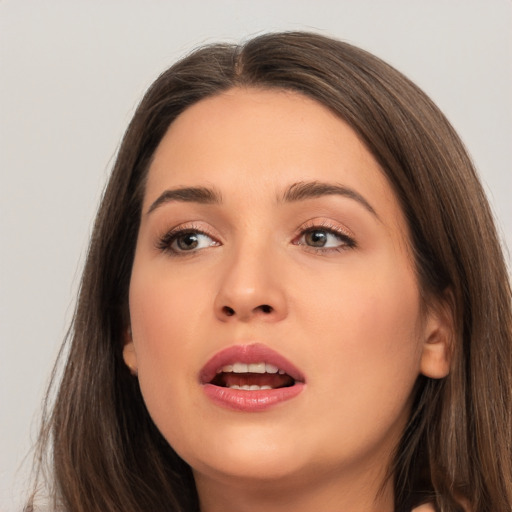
125, 88, 450, 495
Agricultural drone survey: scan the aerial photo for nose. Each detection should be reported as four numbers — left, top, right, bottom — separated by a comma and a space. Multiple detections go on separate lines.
213, 244, 288, 323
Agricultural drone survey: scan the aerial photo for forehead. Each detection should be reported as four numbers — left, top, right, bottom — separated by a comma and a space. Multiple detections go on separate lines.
144, 88, 405, 231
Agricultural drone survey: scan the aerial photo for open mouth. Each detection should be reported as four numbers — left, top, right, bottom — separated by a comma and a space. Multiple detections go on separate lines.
210, 362, 296, 390
200, 344, 305, 410
200, 343, 305, 390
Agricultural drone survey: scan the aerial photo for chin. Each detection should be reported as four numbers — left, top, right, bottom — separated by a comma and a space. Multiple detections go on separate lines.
181, 425, 310, 484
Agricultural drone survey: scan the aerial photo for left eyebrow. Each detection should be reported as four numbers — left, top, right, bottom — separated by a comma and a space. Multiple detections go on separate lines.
280, 181, 379, 219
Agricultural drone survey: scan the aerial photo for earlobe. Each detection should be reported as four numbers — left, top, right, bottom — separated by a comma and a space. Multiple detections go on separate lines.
122, 327, 138, 376
419, 293, 454, 379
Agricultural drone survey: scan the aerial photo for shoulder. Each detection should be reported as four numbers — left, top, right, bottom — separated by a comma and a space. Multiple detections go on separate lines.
412, 500, 472, 512
412, 505, 436, 512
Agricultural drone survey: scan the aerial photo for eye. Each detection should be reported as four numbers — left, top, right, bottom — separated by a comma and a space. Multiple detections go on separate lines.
158, 228, 219, 254
303, 229, 337, 248
294, 226, 356, 251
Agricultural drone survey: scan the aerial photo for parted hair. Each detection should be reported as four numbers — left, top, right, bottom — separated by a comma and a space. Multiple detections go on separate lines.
27, 32, 512, 512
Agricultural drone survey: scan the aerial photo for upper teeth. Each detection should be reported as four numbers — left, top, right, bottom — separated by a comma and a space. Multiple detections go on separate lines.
217, 362, 286, 375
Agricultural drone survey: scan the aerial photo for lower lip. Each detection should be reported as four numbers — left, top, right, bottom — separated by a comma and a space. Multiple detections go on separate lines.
203, 383, 305, 412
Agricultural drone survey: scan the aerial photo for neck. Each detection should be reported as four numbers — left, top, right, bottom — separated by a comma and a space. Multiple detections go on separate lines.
194, 462, 395, 512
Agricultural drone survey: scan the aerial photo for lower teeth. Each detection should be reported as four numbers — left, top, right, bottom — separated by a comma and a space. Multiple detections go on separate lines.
229, 385, 273, 390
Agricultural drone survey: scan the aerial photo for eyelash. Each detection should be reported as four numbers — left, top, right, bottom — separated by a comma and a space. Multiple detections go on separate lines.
156, 224, 219, 256
292, 221, 357, 254
156, 221, 356, 256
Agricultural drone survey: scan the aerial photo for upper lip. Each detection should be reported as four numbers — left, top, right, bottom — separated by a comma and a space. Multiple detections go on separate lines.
199, 343, 306, 385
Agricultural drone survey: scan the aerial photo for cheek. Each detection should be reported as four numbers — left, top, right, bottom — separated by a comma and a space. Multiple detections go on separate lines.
129, 265, 209, 355
298, 257, 424, 419
302, 253, 421, 329
127, 265, 209, 430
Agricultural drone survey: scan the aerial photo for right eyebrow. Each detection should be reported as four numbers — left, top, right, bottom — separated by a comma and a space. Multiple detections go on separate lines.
146, 186, 222, 215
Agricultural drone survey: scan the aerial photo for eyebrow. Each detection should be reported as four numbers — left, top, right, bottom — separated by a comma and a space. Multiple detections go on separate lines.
146, 180, 378, 219
147, 186, 222, 214
281, 181, 378, 218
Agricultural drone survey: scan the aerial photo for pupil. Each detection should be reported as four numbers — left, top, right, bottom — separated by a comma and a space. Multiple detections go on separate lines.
178, 233, 199, 250
307, 230, 327, 247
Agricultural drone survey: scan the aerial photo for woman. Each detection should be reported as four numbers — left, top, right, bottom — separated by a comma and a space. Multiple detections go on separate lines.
27, 32, 511, 511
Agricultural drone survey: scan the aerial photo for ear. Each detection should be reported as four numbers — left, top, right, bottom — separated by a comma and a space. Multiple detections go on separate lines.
419, 291, 454, 379
122, 327, 138, 376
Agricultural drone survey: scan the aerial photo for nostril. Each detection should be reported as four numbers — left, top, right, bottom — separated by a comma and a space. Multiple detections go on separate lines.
220, 304, 273, 317
222, 306, 235, 316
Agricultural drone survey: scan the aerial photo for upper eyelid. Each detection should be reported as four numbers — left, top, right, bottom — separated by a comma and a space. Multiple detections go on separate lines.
295, 219, 354, 238
161, 222, 219, 240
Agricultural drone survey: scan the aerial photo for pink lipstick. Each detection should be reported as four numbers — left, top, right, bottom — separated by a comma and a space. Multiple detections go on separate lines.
200, 343, 305, 411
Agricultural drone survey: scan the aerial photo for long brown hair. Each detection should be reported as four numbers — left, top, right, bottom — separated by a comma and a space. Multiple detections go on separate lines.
27, 32, 512, 512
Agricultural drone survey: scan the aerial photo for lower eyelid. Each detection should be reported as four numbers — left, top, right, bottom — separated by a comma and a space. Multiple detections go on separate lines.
301, 233, 353, 248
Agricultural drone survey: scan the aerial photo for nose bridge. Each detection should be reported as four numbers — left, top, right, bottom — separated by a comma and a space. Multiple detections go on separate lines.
214, 234, 287, 322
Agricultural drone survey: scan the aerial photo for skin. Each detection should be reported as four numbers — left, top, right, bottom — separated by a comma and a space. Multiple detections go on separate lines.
124, 88, 451, 512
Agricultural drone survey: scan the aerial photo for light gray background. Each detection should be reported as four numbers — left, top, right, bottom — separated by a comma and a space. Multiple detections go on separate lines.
1, 1, 511, 510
